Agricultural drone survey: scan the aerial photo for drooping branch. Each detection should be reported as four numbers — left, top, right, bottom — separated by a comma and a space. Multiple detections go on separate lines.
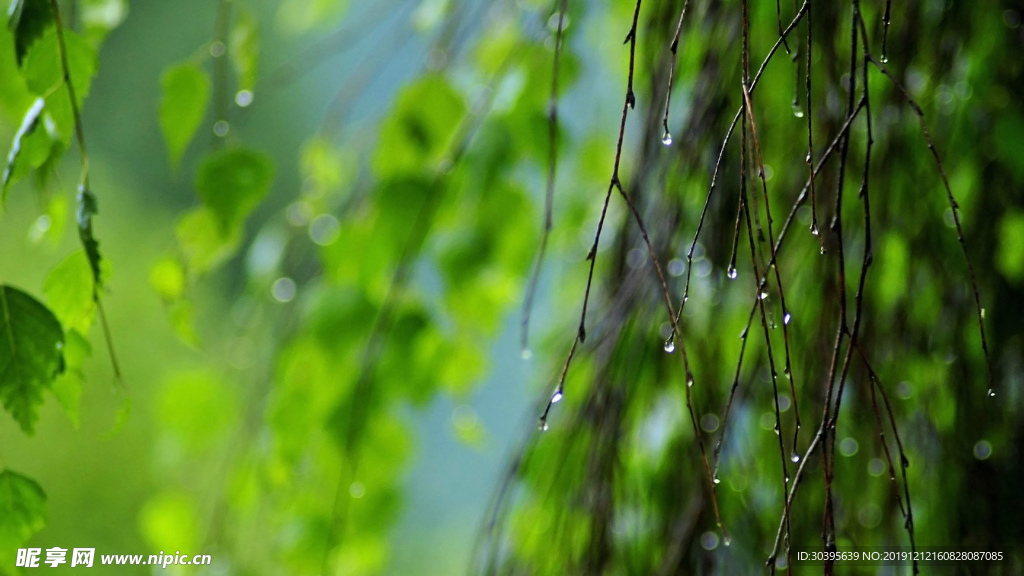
521, 0, 570, 357
48, 0, 121, 382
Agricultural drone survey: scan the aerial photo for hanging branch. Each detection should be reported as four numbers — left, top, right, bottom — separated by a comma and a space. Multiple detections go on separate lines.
854, 341, 918, 574
805, 0, 825, 253
880, 0, 892, 63
671, 0, 809, 335
865, 54, 994, 396
538, 0, 732, 537
48, 0, 121, 382
818, 6, 863, 567
740, 0, 792, 565
539, 0, 645, 426
741, 84, 801, 457
660, 0, 690, 143
521, 0, 569, 357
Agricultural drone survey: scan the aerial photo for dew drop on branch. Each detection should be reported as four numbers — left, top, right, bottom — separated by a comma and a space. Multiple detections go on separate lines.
551, 390, 563, 404
791, 453, 801, 463
663, 338, 675, 353
783, 311, 792, 325
727, 266, 738, 280
662, 131, 673, 146
792, 103, 805, 118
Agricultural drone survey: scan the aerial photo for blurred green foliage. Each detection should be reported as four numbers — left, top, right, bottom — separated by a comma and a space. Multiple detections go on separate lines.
0, 0, 1022, 574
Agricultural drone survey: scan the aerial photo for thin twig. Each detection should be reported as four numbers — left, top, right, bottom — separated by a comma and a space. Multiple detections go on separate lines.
521, 0, 569, 356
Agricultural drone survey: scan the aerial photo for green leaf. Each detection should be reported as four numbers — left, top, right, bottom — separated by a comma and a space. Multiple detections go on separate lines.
0, 470, 47, 552
157, 369, 238, 451
159, 62, 210, 169
996, 211, 1024, 283
0, 285, 64, 434
43, 249, 96, 334
139, 491, 199, 552
0, 96, 44, 200
76, 186, 103, 292
79, 0, 128, 46
0, 20, 36, 121
372, 75, 466, 177
229, 9, 259, 92
7, 0, 52, 64
149, 256, 186, 301
195, 147, 274, 235
275, 0, 349, 33
175, 207, 242, 274
50, 329, 90, 428
21, 27, 97, 146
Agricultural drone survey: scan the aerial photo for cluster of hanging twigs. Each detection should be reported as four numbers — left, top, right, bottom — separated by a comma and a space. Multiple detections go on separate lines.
516, 0, 993, 572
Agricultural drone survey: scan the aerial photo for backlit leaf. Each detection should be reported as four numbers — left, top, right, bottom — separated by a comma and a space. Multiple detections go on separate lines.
159, 62, 210, 169
229, 9, 259, 92
0, 470, 47, 554
43, 249, 96, 334
0, 285, 65, 434
0, 96, 44, 200
21, 27, 97, 146
195, 147, 275, 235
373, 75, 466, 177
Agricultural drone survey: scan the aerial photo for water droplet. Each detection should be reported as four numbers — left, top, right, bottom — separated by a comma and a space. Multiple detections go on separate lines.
686, 376, 694, 388
759, 291, 769, 300
792, 103, 804, 118
551, 390, 563, 403
973, 440, 992, 460
521, 348, 533, 360
213, 120, 230, 137
987, 388, 995, 398
663, 338, 675, 353
820, 246, 827, 255
538, 420, 549, 432
662, 131, 673, 146
783, 312, 792, 325
900, 455, 910, 468
713, 476, 721, 485
773, 425, 780, 435
880, 54, 889, 64
981, 307, 986, 319
271, 277, 297, 303
783, 367, 791, 379
784, 474, 790, 483
235, 90, 254, 108
791, 453, 801, 463
727, 266, 738, 280
723, 536, 732, 547
810, 224, 819, 236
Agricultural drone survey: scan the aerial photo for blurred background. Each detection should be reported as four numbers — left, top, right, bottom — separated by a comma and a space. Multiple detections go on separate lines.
0, 0, 1022, 574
